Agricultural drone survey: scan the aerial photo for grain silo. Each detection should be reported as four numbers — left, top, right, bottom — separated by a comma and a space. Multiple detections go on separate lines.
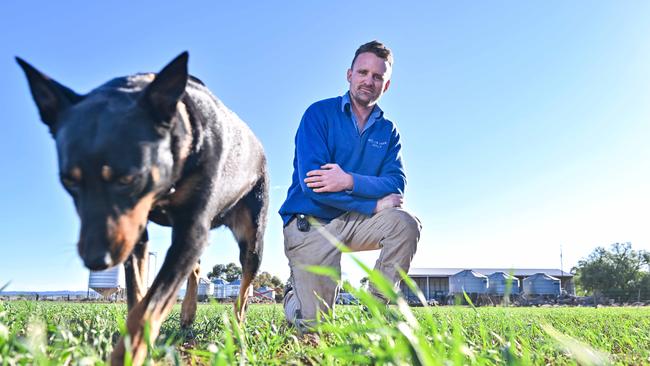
212, 278, 229, 299
449, 270, 488, 294
487, 272, 520, 295
88, 264, 124, 298
227, 279, 241, 298
197, 278, 214, 299
523, 273, 561, 296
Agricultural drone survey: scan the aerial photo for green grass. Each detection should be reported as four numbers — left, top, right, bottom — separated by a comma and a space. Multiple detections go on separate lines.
1, 300, 649, 365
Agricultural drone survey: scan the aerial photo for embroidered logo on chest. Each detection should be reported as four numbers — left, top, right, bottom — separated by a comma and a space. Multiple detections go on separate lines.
367, 138, 388, 149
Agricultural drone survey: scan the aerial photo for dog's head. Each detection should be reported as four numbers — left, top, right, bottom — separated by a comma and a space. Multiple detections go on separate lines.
17, 52, 191, 270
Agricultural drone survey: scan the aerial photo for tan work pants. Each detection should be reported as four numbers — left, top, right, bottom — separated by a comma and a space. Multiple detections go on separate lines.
283, 208, 421, 327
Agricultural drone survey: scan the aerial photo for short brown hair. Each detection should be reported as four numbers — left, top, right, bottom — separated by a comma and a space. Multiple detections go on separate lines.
351, 40, 393, 69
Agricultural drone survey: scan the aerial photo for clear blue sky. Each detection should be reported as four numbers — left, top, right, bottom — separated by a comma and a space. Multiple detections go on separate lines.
1, 1, 649, 291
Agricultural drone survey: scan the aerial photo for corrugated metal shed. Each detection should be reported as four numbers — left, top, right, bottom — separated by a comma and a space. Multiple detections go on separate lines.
212, 278, 229, 299
487, 271, 520, 295
198, 278, 213, 296
227, 279, 241, 297
449, 269, 488, 294
523, 273, 561, 295
408, 268, 572, 278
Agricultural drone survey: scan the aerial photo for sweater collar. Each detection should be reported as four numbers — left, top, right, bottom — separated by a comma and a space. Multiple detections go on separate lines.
341, 91, 384, 121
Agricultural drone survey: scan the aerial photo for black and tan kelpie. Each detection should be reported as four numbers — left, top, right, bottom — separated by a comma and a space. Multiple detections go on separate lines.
17, 52, 268, 365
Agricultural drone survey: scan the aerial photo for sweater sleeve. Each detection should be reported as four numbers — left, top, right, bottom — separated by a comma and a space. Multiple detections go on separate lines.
295, 106, 377, 215
348, 126, 406, 199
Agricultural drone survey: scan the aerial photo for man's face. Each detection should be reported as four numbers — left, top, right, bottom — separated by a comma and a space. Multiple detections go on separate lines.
347, 52, 392, 107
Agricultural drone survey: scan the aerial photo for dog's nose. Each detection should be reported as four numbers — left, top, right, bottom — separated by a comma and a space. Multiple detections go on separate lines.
85, 252, 113, 271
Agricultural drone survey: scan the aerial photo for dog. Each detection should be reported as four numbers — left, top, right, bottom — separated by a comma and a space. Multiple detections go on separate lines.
17, 52, 268, 365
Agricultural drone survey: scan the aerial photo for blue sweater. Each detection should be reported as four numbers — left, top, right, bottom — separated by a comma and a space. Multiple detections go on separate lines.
279, 93, 406, 226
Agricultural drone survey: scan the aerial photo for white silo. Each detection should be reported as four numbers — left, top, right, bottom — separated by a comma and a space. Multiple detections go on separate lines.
449, 270, 488, 294
88, 264, 124, 298
212, 278, 229, 299
487, 272, 520, 295
197, 278, 214, 297
227, 279, 242, 298
523, 273, 561, 296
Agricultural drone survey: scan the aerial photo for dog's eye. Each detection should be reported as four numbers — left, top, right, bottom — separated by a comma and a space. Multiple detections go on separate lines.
117, 175, 136, 186
61, 168, 82, 189
62, 177, 78, 188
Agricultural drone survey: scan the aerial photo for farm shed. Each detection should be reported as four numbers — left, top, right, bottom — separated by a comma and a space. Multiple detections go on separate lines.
449, 270, 488, 294
197, 278, 214, 298
212, 278, 229, 299
523, 273, 561, 296
487, 272, 520, 295
227, 279, 242, 298
401, 268, 574, 301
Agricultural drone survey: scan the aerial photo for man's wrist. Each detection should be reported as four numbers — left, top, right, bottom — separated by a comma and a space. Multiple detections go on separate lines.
373, 198, 381, 214
346, 173, 354, 191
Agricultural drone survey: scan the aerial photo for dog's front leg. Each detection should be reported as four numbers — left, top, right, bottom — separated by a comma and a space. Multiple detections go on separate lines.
124, 229, 149, 311
111, 220, 209, 366
181, 261, 200, 328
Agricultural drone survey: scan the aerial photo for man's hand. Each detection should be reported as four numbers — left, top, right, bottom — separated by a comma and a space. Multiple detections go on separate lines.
305, 163, 353, 193
374, 193, 403, 213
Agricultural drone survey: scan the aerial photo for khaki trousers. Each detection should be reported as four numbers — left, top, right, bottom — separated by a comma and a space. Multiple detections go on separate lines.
283, 208, 421, 327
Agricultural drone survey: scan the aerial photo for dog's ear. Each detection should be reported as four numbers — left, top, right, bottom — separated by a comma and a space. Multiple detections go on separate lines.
16, 57, 83, 135
142, 52, 189, 128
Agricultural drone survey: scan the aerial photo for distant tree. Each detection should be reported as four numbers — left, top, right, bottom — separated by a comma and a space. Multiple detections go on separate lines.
273, 279, 294, 302
206, 262, 242, 282
252, 271, 283, 289
639, 274, 650, 301
207, 264, 226, 280
270, 275, 283, 288
574, 242, 650, 302
224, 263, 242, 282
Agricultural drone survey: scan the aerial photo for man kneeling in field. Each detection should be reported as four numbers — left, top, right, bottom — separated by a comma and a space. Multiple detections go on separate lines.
279, 40, 422, 333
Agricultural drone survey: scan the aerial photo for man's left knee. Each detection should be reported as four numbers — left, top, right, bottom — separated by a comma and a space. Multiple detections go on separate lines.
385, 208, 422, 242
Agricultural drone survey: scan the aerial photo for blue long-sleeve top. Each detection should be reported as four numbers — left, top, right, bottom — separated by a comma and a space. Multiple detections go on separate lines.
279, 92, 406, 226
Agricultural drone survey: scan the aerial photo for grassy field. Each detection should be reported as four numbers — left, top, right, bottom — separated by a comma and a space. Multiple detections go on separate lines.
1, 300, 649, 365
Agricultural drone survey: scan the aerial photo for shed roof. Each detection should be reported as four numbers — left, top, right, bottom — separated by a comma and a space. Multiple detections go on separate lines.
488, 271, 518, 280
408, 268, 573, 278
523, 273, 561, 281
451, 269, 487, 278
